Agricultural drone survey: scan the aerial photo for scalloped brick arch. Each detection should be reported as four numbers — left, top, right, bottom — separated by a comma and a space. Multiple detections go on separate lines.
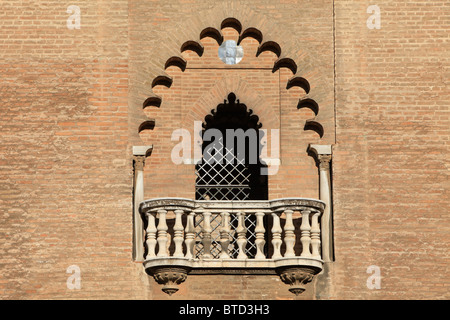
138, 17, 324, 142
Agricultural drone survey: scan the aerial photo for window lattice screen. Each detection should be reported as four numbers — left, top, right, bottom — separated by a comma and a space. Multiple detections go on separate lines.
195, 137, 251, 201
193, 93, 267, 259
194, 137, 257, 258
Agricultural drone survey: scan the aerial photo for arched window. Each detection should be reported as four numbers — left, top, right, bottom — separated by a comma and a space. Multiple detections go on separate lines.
195, 92, 268, 201
194, 93, 268, 259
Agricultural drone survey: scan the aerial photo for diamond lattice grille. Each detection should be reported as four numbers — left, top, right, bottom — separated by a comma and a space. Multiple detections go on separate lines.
195, 137, 258, 258
196, 137, 251, 201
193, 93, 268, 259
193, 212, 258, 259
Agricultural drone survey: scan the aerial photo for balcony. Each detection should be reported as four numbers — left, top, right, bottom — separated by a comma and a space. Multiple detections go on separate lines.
139, 197, 326, 295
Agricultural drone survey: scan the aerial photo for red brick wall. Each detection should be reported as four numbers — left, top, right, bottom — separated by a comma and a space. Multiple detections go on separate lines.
331, 0, 449, 299
0, 0, 447, 300
0, 0, 144, 299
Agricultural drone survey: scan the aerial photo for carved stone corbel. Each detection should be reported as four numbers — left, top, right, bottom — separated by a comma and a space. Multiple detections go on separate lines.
148, 266, 191, 296
277, 266, 322, 295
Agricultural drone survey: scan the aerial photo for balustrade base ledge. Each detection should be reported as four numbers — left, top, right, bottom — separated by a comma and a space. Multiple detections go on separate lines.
144, 257, 323, 295
144, 256, 323, 271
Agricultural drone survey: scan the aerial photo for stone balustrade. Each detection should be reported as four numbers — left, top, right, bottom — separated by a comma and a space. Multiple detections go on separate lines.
139, 197, 326, 295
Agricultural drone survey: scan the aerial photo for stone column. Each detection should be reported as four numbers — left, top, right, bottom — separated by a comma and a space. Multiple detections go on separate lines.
133, 146, 153, 262
308, 144, 333, 262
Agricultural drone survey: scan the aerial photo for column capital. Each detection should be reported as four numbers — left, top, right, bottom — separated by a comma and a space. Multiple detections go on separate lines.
134, 156, 145, 171
318, 155, 332, 171
307, 144, 332, 170
133, 145, 153, 171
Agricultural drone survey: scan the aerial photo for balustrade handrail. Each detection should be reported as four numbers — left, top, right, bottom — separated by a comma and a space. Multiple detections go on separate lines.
140, 197, 325, 214
140, 197, 325, 264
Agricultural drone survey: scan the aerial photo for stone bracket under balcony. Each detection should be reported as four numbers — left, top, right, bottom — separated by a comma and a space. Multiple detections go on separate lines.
139, 198, 326, 295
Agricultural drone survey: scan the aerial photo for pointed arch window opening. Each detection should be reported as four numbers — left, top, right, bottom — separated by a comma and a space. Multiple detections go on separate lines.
194, 93, 269, 259
195, 92, 268, 201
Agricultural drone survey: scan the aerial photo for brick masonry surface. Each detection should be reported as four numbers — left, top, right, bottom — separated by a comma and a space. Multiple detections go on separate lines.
0, 0, 448, 299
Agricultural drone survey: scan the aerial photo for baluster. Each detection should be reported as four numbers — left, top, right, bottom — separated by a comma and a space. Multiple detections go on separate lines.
283, 210, 295, 257
184, 211, 195, 259
166, 229, 172, 255
311, 210, 321, 259
271, 212, 282, 259
236, 212, 248, 259
145, 212, 157, 259
254, 212, 266, 259
300, 209, 312, 257
202, 211, 213, 259
173, 209, 185, 257
156, 209, 169, 257
219, 212, 231, 259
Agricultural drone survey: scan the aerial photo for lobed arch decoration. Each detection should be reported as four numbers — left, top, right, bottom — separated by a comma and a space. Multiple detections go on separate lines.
139, 17, 325, 140
133, 18, 335, 294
